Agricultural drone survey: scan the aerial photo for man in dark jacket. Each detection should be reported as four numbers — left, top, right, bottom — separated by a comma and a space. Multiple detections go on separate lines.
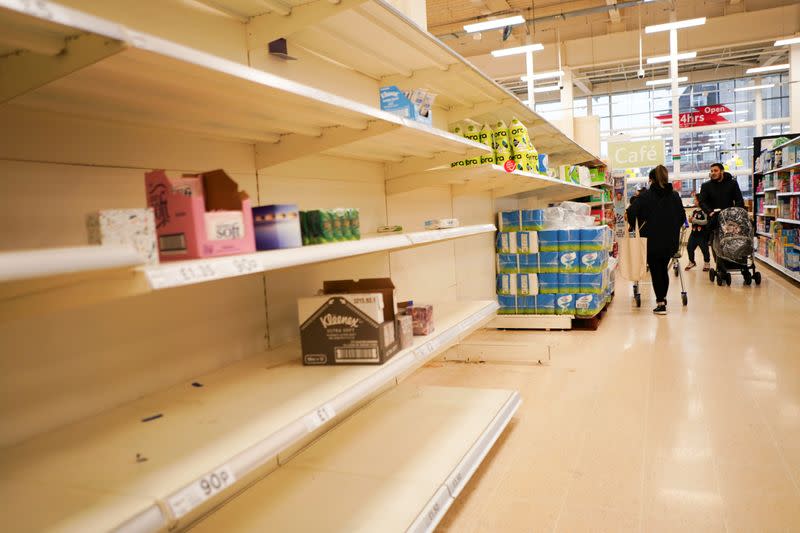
699, 163, 744, 214
628, 165, 687, 315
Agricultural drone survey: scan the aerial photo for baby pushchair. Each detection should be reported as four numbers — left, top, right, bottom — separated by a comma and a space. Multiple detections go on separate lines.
708, 207, 761, 286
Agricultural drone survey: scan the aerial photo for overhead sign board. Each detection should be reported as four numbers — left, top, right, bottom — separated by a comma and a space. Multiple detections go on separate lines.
608, 139, 665, 169
655, 105, 732, 128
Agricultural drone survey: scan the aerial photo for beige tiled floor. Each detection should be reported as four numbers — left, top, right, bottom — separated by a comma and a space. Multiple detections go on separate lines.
408, 263, 800, 533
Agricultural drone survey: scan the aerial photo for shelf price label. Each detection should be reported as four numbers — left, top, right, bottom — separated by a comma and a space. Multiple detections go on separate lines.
303, 403, 336, 432
166, 465, 236, 519
231, 257, 260, 275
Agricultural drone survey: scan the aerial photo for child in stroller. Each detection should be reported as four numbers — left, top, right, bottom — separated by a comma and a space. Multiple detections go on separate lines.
708, 206, 761, 286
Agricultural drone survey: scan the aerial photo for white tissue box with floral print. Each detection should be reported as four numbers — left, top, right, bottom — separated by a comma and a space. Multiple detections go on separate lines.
87, 208, 158, 265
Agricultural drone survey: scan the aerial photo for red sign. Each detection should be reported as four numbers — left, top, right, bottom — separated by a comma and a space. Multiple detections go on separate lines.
503, 160, 516, 173
656, 105, 732, 128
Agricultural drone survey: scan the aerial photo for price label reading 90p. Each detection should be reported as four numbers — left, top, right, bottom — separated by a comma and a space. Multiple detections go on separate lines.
303, 403, 336, 432
167, 465, 236, 519
231, 257, 260, 274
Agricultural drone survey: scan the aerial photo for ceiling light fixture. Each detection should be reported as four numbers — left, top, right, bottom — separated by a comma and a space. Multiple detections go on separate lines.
645, 76, 688, 86
746, 63, 789, 74
520, 70, 564, 81
734, 84, 775, 92
646, 52, 697, 64
645, 17, 706, 34
465, 15, 525, 33
491, 43, 544, 57
774, 37, 800, 46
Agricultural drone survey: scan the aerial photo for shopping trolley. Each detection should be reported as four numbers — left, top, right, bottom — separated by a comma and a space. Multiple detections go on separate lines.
632, 225, 689, 308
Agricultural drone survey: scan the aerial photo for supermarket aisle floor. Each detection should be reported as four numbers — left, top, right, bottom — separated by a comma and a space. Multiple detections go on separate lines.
409, 264, 800, 533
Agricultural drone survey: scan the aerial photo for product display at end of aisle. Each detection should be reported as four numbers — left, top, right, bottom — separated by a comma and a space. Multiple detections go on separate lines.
379, 85, 436, 125
145, 169, 256, 261
493, 202, 615, 321
86, 208, 158, 265
300, 208, 361, 245
299, 278, 402, 365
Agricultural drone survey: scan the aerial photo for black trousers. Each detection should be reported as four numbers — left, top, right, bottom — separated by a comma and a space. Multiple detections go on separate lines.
687, 231, 710, 263
647, 249, 672, 304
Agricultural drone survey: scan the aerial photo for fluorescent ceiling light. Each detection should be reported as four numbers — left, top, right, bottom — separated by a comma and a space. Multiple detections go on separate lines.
532, 85, 561, 93
646, 52, 697, 64
645, 17, 706, 34
746, 63, 789, 74
734, 84, 774, 92
491, 43, 544, 57
645, 76, 688, 86
465, 15, 525, 33
775, 37, 800, 46
520, 70, 564, 81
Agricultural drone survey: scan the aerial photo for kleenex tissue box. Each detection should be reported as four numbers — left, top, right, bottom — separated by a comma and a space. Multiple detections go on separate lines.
87, 208, 158, 265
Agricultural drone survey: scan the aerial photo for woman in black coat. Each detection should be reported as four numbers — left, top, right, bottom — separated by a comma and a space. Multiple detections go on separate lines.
628, 165, 687, 315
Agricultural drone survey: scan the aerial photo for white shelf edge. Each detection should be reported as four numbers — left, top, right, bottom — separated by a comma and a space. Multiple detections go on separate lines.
0, 245, 144, 283
756, 213, 775, 217
114, 300, 499, 532
755, 192, 765, 196
444, 391, 521, 499
762, 162, 800, 175
142, 225, 495, 290
764, 187, 779, 192
776, 218, 800, 225
756, 232, 773, 238
777, 192, 800, 197
755, 253, 800, 283
763, 205, 779, 209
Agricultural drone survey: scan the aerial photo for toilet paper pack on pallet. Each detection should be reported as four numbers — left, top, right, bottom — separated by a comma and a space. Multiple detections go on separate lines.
498, 210, 521, 231
558, 250, 580, 273
535, 294, 556, 315
555, 294, 576, 315
496, 232, 518, 253
521, 210, 544, 231
579, 250, 608, 273
558, 273, 582, 293
537, 230, 560, 252
518, 254, 539, 273
538, 273, 559, 294
517, 231, 538, 253
538, 252, 559, 273
496, 273, 517, 295
497, 294, 517, 315
575, 293, 604, 317
517, 295, 536, 314
517, 273, 538, 295
497, 253, 519, 273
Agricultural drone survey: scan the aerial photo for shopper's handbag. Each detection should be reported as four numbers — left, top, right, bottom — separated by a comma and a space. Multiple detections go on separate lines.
618, 221, 648, 281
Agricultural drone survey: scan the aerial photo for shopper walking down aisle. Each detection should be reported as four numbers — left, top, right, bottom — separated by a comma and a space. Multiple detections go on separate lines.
685, 192, 711, 271
700, 163, 744, 217
628, 165, 687, 315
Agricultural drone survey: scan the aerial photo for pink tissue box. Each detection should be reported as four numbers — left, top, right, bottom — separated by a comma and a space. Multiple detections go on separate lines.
145, 169, 255, 261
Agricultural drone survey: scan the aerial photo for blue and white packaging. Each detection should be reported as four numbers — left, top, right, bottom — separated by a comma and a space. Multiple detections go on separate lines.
521, 209, 544, 231
538, 273, 559, 294
558, 250, 580, 273
579, 250, 608, 273
379, 85, 434, 125
580, 227, 606, 251
517, 295, 536, 314
538, 153, 549, 174
496, 231, 517, 253
580, 272, 607, 294
558, 273, 581, 293
496, 273, 517, 295
498, 210, 521, 231
517, 231, 539, 253
535, 294, 556, 315
538, 252, 559, 273
517, 273, 538, 295
575, 294, 603, 317
518, 254, 539, 273
538, 230, 560, 252
558, 229, 582, 251
556, 294, 576, 315
497, 294, 517, 315
497, 253, 519, 274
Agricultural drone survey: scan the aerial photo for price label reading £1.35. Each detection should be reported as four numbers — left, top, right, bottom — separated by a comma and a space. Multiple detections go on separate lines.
166, 465, 236, 519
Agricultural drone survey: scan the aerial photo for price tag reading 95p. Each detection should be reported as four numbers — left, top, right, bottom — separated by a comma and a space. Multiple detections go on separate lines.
303, 404, 336, 432
167, 465, 236, 519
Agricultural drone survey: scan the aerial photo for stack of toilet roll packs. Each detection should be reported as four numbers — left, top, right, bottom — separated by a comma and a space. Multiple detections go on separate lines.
451, 117, 540, 171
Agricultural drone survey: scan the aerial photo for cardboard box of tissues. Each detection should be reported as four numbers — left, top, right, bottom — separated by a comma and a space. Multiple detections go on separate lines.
145, 169, 255, 260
